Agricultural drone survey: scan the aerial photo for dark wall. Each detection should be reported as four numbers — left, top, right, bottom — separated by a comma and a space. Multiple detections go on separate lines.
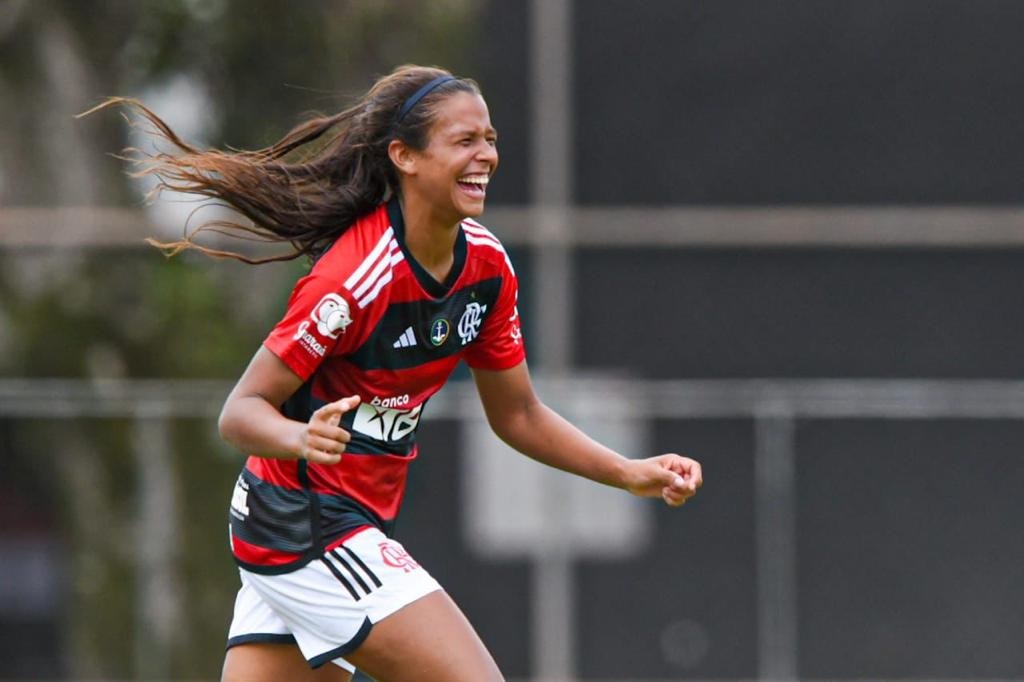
467, 2, 1024, 679
578, 419, 757, 678
478, 1, 1024, 205
473, 1, 530, 205
574, 0, 1024, 204
572, 248, 1024, 379
797, 419, 1024, 678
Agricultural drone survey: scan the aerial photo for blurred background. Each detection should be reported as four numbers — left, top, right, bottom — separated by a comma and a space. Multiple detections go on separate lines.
2, 0, 1024, 680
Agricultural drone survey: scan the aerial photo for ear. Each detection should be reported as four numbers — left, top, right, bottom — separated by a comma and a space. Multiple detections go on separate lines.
388, 139, 418, 177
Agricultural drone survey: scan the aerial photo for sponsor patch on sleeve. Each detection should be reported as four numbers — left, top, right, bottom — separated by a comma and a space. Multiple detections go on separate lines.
292, 293, 354, 358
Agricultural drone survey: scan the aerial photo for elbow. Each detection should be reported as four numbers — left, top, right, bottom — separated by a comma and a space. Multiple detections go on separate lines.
217, 400, 240, 448
487, 418, 514, 447
486, 399, 539, 448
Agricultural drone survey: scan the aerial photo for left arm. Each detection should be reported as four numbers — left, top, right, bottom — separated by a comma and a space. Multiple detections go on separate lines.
471, 361, 702, 506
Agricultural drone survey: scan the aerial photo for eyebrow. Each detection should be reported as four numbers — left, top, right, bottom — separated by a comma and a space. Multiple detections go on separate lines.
447, 125, 497, 138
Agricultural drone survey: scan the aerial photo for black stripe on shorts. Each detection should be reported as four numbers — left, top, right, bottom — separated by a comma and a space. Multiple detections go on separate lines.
320, 556, 361, 601
330, 549, 372, 594
340, 544, 383, 588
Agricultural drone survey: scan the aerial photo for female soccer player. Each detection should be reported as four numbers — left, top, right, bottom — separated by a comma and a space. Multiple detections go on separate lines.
92, 65, 702, 681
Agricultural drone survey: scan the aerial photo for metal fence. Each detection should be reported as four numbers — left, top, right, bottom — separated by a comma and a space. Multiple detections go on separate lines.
3, 377, 1022, 681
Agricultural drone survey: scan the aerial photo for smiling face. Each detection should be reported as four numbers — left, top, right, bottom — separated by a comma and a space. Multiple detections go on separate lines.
391, 91, 499, 226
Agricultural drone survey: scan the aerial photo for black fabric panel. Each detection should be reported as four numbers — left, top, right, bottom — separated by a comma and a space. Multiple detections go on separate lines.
229, 470, 392, 557
347, 276, 504, 370
231, 469, 315, 554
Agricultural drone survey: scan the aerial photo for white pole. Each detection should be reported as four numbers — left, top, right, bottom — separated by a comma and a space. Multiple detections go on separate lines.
133, 413, 181, 679
530, 0, 574, 376
755, 407, 799, 680
529, 1, 576, 679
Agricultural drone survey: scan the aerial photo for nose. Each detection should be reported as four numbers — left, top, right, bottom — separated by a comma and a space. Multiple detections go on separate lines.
477, 140, 498, 166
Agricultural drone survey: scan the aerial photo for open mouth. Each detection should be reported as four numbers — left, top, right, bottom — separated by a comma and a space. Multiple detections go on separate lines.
457, 174, 489, 198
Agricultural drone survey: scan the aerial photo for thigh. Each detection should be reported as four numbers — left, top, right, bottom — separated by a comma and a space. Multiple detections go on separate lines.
345, 590, 503, 682
227, 576, 358, 675
222, 642, 352, 682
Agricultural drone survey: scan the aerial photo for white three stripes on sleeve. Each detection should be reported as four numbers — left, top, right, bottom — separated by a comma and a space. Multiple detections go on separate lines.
462, 222, 515, 275
343, 228, 405, 309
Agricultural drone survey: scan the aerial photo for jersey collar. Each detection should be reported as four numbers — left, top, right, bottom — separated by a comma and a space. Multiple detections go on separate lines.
387, 196, 467, 299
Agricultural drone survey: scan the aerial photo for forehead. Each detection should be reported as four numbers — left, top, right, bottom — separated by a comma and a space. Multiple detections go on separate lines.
428, 91, 493, 136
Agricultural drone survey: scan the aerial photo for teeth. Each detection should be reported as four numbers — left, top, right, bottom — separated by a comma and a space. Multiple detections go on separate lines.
459, 175, 489, 186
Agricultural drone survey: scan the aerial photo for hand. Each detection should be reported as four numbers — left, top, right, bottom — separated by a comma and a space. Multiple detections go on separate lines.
625, 454, 703, 507
299, 395, 361, 464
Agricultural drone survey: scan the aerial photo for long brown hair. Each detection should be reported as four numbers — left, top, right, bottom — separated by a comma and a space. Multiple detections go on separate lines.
82, 65, 480, 263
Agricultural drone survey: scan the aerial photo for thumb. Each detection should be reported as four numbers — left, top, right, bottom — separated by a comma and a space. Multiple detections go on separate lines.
652, 460, 690, 491
661, 467, 687, 490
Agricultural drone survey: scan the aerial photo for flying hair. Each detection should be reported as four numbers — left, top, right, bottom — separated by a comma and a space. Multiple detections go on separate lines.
79, 65, 479, 264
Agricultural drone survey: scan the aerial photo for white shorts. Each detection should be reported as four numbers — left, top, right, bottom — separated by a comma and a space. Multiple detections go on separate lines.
226, 526, 441, 672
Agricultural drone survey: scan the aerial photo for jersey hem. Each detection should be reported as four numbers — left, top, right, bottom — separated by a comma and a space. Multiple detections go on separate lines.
233, 524, 375, 576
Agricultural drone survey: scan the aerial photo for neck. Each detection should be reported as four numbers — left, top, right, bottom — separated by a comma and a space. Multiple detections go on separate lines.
398, 194, 461, 283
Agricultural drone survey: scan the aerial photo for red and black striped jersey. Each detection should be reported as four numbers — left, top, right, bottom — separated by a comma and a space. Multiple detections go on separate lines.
229, 199, 525, 574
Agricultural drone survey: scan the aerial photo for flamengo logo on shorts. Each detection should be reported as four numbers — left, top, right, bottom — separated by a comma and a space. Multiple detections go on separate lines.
379, 541, 419, 573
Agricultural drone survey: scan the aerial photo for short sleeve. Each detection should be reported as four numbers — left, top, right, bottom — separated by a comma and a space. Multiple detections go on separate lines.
263, 273, 362, 380
463, 270, 526, 370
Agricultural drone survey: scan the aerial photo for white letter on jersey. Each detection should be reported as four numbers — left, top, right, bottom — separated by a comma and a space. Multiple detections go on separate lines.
509, 305, 522, 344
230, 476, 250, 519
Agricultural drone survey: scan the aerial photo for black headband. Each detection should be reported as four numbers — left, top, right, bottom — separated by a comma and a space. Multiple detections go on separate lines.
395, 75, 456, 124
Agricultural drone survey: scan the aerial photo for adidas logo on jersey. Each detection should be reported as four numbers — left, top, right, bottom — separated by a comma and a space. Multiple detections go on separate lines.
392, 327, 417, 348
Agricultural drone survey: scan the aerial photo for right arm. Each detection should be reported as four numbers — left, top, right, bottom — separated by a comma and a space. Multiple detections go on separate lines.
218, 345, 359, 464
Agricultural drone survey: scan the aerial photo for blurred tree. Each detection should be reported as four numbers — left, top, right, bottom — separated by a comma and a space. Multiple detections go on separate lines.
0, 0, 481, 677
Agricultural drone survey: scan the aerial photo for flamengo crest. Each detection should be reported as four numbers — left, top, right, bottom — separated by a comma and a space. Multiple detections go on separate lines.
458, 302, 487, 345
379, 541, 420, 573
